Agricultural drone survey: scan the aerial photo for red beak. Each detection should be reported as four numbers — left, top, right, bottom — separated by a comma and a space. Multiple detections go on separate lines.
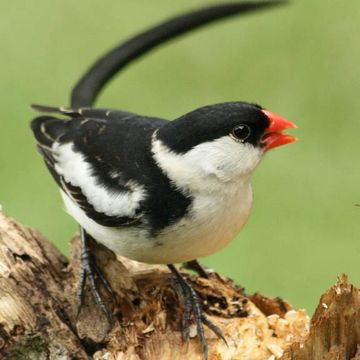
262, 110, 298, 151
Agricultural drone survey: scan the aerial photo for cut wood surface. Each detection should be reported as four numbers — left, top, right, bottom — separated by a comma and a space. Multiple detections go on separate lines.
0, 211, 359, 359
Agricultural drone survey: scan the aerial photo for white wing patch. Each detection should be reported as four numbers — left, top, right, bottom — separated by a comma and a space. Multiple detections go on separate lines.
53, 142, 145, 217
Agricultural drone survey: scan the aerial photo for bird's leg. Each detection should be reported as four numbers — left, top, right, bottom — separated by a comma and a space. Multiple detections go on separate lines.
76, 227, 115, 323
183, 259, 209, 279
168, 264, 226, 360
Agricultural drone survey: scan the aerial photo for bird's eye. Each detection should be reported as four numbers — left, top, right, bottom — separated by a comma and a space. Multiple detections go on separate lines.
231, 124, 251, 142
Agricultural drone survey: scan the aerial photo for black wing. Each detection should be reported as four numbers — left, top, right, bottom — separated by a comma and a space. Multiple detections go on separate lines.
31, 106, 167, 227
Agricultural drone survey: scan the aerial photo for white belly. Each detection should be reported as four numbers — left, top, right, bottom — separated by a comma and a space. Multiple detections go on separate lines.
60, 181, 252, 264
154, 182, 253, 263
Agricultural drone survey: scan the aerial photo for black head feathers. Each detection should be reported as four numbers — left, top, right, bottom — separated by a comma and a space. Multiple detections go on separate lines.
157, 102, 269, 153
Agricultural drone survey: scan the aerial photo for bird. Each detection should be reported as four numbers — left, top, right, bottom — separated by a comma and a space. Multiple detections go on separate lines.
30, 1, 295, 359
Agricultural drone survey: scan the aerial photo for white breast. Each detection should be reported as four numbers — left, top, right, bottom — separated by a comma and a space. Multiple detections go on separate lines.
61, 181, 252, 264
151, 181, 253, 263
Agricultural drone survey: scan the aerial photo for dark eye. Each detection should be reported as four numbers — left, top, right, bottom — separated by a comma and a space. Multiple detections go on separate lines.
231, 124, 251, 142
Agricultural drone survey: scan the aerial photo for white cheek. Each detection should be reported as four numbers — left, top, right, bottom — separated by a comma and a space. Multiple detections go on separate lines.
152, 136, 263, 191
193, 137, 263, 181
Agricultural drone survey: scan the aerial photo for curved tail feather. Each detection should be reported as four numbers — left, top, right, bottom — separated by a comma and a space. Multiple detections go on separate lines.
71, 1, 288, 108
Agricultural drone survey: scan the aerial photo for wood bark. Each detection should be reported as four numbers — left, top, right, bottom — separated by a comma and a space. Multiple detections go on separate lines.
0, 211, 359, 359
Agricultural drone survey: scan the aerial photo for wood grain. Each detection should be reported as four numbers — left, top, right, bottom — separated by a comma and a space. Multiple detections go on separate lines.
0, 211, 358, 359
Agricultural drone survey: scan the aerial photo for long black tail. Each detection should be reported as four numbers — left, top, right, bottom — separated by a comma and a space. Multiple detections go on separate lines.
71, 1, 287, 108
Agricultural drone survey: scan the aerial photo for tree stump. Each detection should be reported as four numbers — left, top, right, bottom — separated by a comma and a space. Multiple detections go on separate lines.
0, 211, 359, 359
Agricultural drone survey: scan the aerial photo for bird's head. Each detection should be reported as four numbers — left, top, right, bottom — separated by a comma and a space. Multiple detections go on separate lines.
152, 102, 297, 190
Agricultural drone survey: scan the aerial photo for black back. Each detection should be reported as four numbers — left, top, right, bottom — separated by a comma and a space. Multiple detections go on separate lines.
31, 108, 192, 232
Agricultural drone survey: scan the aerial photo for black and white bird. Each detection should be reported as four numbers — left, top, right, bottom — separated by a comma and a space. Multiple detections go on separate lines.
30, 1, 295, 358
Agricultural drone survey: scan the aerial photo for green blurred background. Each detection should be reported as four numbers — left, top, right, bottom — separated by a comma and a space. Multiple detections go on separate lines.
1, 1, 359, 313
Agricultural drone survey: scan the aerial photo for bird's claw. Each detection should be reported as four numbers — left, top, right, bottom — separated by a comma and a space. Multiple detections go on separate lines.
76, 229, 115, 324
181, 281, 227, 357
168, 264, 226, 360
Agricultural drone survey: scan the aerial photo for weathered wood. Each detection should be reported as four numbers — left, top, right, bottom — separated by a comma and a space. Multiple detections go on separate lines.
0, 212, 87, 359
281, 275, 360, 360
0, 211, 358, 359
